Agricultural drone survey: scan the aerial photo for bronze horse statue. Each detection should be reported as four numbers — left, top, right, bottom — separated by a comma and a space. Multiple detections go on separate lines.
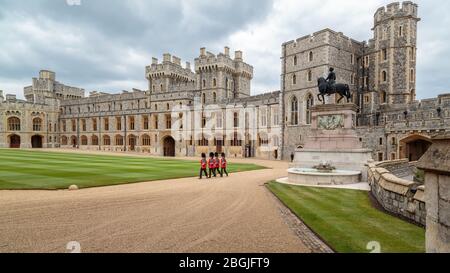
317, 77, 352, 104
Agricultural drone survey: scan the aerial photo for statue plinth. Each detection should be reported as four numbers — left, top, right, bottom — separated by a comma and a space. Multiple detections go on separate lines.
294, 103, 373, 182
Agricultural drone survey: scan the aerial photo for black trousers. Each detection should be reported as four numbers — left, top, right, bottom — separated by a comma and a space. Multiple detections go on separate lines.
209, 168, 216, 178
220, 168, 229, 177
199, 168, 207, 179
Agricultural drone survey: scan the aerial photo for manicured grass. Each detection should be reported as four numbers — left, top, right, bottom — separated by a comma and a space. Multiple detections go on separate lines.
0, 149, 264, 190
267, 181, 425, 253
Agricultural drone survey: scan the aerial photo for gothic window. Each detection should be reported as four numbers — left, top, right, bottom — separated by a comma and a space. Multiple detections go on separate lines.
143, 115, 149, 130
165, 114, 172, 129
213, 92, 217, 103
233, 112, 239, 128
290, 96, 299, 125
104, 118, 109, 131
203, 79, 206, 88
309, 51, 313, 62
382, 48, 387, 61
293, 55, 298, 66
92, 135, 99, 146
116, 117, 122, 130
8, 117, 21, 131
306, 94, 314, 125
32, 118, 42, 131
307, 70, 312, 82
81, 119, 86, 131
142, 134, 151, 146
129, 116, 135, 130
292, 74, 297, 85
92, 118, 97, 131
115, 135, 124, 146
381, 91, 387, 104
213, 78, 217, 87
103, 135, 111, 146
81, 136, 88, 146
71, 120, 76, 132
61, 136, 68, 146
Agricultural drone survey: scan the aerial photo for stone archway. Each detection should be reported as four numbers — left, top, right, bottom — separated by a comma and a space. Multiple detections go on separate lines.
9, 134, 21, 148
31, 135, 43, 148
128, 135, 137, 151
400, 134, 432, 162
71, 136, 78, 148
162, 136, 175, 157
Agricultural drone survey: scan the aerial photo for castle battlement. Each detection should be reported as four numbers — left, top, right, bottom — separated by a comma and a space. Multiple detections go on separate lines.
146, 53, 195, 82
194, 47, 253, 79
374, 1, 419, 26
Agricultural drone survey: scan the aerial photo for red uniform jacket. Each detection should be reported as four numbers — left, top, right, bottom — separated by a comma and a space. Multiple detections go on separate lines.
221, 158, 227, 168
200, 159, 207, 170
208, 158, 215, 169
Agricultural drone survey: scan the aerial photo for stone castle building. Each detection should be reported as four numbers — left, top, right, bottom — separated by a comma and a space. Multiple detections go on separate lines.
1, 1, 449, 162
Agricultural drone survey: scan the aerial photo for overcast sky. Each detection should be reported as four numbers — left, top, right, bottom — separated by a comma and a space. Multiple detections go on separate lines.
0, 0, 448, 100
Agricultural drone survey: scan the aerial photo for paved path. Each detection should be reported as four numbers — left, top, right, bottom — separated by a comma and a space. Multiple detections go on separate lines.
0, 151, 311, 253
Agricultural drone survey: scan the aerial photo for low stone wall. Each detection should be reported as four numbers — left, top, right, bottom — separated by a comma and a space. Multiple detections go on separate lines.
368, 161, 426, 225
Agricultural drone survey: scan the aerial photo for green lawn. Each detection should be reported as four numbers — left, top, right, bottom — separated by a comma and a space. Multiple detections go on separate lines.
0, 149, 264, 190
267, 181, 425, 253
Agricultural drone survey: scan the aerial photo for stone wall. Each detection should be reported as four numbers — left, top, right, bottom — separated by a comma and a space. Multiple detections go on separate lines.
368, 160, 426, 225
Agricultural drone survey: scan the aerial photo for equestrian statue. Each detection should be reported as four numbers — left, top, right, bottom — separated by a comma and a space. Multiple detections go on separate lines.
317, 67, 352, 104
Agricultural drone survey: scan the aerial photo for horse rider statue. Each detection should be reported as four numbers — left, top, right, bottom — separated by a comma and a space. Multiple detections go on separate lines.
317, 67, 352, 104
326, 67, 336, 94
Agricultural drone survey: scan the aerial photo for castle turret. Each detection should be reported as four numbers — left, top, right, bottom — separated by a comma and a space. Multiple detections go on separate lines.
194, 47, 253, 103
372, 1, 420, 105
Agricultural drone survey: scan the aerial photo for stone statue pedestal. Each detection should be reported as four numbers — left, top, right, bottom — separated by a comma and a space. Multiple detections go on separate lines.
294, 103, 373, 182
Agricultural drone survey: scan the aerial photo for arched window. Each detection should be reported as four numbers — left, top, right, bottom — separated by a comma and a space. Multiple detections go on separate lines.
399, 26, 403, 37
202, 93, 206, 104
293, 55, 298, 66
213, 78, 217, 87
292, 74, 297, 85
213, 92, 217, 103
103, 135, 111, 146
61, 136, 68, 145
381, 91, 387, 103
160, 84, 164, 92
290, 96, 299, 125
91, 135, 99, 146
8, 117, 21, 131
307, 70, 312, 82
202, 79, 206, 88
33, 118, 42, 131
81, 136, 88, 146
410, 89, 416, 102
142, 134, 151, 146
306, 94, 314, 125
115, 135, 124, 146
382, 70, 387, 82
309, 51, 313, 62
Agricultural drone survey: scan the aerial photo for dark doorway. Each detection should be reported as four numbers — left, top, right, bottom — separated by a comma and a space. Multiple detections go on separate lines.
9, 135, 21, 148
31, 135, 43, 148
163, 136, 176, 157
71, 136, 77, 148
407, 139, 432, 162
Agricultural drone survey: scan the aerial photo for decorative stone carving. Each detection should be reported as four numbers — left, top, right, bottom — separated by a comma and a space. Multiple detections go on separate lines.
317, 114, 344, 130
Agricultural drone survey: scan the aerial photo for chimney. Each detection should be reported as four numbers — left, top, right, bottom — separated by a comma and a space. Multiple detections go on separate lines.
200, 47, 206, 57
224, 46, 230, 57
152, 57, 158, 65
235, 50, 243, 61
185, 62, 191, 70
163, 53, 171, 63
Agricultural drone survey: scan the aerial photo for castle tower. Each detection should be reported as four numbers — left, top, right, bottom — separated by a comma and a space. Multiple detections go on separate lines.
194, 47, 253, 104
146, 54, 196, 94
372, 1, 420, 105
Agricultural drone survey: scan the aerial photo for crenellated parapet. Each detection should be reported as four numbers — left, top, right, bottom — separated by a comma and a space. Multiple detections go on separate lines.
146, 54, 196, 83
194, 47, 253, 79
374, 1, 420, 27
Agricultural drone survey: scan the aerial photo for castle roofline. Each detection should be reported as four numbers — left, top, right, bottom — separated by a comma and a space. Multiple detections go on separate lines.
283, 28, 364, 46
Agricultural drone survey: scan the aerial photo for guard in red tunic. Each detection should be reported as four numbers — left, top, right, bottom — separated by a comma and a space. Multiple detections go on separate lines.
214, 152, 220, 177
220, 153, 229, 177
208, 152, 215, 178
199, 153, 208, 179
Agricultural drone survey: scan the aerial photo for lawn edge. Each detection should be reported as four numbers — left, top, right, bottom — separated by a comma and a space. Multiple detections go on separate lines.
265, 181, 337, 253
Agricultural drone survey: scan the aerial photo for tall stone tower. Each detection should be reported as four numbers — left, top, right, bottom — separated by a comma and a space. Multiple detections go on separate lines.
194, 47, 253, 104
372, 1, 420, 105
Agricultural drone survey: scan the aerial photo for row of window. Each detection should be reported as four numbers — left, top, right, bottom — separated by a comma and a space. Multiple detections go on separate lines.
7, 117, 56, 132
